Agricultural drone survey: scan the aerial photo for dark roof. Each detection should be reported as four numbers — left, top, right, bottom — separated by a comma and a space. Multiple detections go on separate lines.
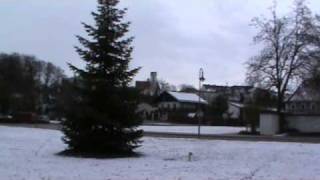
290, 79, 320, 101
203, 84, 228, 90
203, 84, 253, 90
135, 81, 151, 90
230, 85, 253, 90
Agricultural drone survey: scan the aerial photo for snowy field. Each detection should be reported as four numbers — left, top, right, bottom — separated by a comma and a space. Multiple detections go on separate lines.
1, 126, 320, 180
141, 125, 245, 135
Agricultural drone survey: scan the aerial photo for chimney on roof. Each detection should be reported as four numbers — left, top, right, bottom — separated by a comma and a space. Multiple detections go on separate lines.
150, 72, 157, 83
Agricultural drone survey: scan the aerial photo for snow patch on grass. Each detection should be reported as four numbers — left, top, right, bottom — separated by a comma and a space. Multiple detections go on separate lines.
141, 125, 244, 135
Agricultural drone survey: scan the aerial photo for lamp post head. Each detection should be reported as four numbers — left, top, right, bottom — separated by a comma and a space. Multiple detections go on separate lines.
199, 68, 205, 82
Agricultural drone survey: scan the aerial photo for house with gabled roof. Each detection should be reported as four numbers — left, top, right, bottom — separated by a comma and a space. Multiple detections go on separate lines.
135, 72, 160, 96
261, 79, 320, 134
286, 79, 320, 114
156, 91, 208, 122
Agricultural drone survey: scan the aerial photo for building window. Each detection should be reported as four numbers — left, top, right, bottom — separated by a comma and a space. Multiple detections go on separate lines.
291, 104, 295, 110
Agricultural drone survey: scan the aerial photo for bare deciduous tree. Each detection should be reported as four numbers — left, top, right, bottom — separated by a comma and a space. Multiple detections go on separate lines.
246, 0, 315, 116
158, 79, 177, 92
179, 84, 197, 93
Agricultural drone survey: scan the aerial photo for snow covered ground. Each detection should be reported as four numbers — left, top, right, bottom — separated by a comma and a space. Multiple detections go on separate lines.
141, 125, 245, 135
1, 126, 320, 180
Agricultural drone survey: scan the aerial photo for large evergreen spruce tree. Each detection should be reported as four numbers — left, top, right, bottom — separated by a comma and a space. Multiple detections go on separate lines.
62, 0, 143, 156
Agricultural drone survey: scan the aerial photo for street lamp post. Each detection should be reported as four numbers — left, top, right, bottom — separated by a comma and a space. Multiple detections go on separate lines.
198, 68, 205, 138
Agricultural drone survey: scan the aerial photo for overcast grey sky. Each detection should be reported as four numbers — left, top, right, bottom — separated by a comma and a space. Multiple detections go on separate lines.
1, 0, 320, 87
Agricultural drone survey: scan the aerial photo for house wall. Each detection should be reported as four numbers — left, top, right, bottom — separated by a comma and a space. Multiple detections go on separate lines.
158, 102, 181, 110
158, 101, 203, 122
158, 102, 200, 111
136, 103, 154, 112
287, 115, 320, 133
286, 101, 320, 114
136, 103, 157, 120
159, 113, 168, 121
227, 104, 240, 119
180, 103, 197, 110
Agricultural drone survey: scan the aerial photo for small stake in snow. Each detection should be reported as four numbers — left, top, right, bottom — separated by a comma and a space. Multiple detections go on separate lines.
188, 152, 193, 162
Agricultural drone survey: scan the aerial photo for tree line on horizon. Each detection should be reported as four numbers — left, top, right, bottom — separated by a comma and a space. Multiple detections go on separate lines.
0, 53, 68, 119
